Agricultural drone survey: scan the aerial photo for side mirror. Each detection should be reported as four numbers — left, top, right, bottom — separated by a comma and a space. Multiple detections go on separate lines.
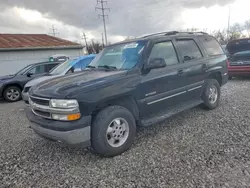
26, 72, 33, 77
146, 58, 166, 70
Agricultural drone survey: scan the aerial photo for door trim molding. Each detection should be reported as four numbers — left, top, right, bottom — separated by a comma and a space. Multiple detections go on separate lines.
147, 91, 186, 105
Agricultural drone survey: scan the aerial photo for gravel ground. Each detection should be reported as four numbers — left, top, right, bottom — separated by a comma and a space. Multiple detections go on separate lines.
1, 79, 250, 188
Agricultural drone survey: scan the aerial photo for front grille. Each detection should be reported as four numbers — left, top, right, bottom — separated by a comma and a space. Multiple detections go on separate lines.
23, 87, 31, 93
33, 109, 51, 119
30, 96, 50, 106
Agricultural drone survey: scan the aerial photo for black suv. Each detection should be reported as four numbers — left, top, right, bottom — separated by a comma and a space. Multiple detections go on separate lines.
26, 31, 228, 157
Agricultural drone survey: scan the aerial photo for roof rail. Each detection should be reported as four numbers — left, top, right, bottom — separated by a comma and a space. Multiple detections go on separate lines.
141, 31, 208, 38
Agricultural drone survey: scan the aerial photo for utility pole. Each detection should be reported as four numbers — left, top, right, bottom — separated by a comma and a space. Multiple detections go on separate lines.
95, 0, 110, 46
50, 25, 59, 37
101, 33, 104, 48
82, 32, 89, 54
227, 6, 231, 42
82, 32, 88, 48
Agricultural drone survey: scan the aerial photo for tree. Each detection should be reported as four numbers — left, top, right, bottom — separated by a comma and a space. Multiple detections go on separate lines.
212, 29, 227, 45
244, 19, 250, 37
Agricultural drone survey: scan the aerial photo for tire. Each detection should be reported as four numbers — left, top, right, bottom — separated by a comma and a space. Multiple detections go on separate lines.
229, 76, 233, 80
91, 106, 136, 157
3, 86, 22, 102
201, 79, 221, 110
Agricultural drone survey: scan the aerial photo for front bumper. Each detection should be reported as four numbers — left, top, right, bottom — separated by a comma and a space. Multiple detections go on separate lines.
22, 91, 29, 103
26, 108, 91, 147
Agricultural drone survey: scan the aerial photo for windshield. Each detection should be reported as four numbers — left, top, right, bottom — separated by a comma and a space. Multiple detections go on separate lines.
233, 50, 250, 56
89, 41, 146, 70
16, 64, 33, 75
50, 59, 75, 75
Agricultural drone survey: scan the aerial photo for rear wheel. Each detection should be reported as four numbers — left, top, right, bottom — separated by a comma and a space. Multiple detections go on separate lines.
201, 79, 220, 110
91, 106, 136, 157
3, 86, 22, 102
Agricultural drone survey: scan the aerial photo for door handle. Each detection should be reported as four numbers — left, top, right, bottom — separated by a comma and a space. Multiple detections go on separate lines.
178, 70, 184, 75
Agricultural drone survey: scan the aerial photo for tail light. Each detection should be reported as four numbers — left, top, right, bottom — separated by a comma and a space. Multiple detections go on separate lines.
226, 59, 230, 68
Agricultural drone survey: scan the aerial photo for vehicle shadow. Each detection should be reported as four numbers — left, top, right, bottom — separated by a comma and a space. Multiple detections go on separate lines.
0, 99, 7, 104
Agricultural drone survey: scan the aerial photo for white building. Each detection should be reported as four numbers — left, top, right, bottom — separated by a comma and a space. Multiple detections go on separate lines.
0, 34, 84, 76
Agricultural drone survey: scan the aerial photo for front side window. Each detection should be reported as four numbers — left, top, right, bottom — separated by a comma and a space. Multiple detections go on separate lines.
149, 41, 179, 66
176, 39, 202, 62
89, 41, 146, 70
27, 64, 46, 74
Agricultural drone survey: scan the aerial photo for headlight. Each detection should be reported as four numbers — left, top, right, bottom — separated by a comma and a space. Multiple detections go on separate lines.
50, 99, 79, 109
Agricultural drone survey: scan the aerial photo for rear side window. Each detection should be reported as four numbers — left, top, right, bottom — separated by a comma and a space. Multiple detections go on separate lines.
198, 36, 224, 56
176, 39, 202, 62
149, 41, 179, 66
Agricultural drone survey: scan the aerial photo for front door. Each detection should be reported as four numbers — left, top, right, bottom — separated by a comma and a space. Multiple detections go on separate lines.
137, 40, 188, 118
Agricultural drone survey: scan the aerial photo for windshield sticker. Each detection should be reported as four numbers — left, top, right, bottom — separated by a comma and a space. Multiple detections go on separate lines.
124, 43, 138, 49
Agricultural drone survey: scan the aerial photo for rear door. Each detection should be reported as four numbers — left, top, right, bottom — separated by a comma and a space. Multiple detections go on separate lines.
174, 38, 206, 100
138, 40, 188, 118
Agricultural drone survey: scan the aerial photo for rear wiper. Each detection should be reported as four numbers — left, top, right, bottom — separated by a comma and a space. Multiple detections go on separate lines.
98, 65, 117, 70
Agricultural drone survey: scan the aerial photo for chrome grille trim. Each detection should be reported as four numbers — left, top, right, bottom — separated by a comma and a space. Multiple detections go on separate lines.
29, 95, 80, 119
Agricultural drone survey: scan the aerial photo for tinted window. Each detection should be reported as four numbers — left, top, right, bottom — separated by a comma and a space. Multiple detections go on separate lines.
79, 58, 94, 70
176, 39, 202, 61
28, 64, 46, 74
198, 36, 224, 56
149, 41, 179, 66
46, 63, 59, 72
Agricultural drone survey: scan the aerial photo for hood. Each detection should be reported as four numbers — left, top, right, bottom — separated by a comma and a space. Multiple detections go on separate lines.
30, 70, 127, 98
227, 38, 250, 55
0, 74, 15, 81
25, 75, 59, 87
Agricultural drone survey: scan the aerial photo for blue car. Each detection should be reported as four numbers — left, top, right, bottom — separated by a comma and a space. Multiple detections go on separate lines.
22, 54, 96, 103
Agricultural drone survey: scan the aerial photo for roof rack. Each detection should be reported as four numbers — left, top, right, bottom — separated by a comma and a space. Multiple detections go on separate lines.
141, 31, 208, 38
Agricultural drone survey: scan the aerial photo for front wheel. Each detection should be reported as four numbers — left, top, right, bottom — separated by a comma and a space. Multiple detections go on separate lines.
91, 106, 136, 157
3, 86, 22, 102
201, 79, 221, 110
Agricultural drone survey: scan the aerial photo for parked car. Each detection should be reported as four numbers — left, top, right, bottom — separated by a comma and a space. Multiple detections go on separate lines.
22, 54, 96, 103
227, 38, 250, 79
49, 54, 69, 62
222, 44, 230, 58
26, 31, 228, 157
0, 61, 62, 102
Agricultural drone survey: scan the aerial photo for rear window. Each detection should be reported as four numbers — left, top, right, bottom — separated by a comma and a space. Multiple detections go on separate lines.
198, 36, 224, 56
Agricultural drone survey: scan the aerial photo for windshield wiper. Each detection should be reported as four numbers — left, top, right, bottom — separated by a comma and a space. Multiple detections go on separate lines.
86, 65, 96, 69
98, 65, 117, 70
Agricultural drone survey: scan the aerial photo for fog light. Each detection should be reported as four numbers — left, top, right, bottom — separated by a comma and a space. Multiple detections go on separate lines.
52, 113, 81, 121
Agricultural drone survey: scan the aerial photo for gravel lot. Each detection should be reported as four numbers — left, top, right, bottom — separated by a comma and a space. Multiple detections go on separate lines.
1, 79, 250, 188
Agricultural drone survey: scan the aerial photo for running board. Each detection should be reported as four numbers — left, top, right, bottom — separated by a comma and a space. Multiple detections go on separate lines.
140, 99, 203, 127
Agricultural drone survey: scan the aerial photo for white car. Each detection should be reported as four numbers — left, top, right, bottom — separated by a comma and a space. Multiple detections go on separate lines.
22, 54, 96, 103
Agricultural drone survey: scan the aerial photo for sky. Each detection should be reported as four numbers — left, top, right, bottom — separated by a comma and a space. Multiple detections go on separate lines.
0, 0, 250, 44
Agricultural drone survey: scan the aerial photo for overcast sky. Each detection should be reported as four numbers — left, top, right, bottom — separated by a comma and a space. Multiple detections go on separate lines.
0, 0, 250, 44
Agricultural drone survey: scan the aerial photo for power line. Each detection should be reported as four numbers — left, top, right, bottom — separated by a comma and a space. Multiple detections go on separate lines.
95, 0, 110, 46
49, 25, 59, 37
